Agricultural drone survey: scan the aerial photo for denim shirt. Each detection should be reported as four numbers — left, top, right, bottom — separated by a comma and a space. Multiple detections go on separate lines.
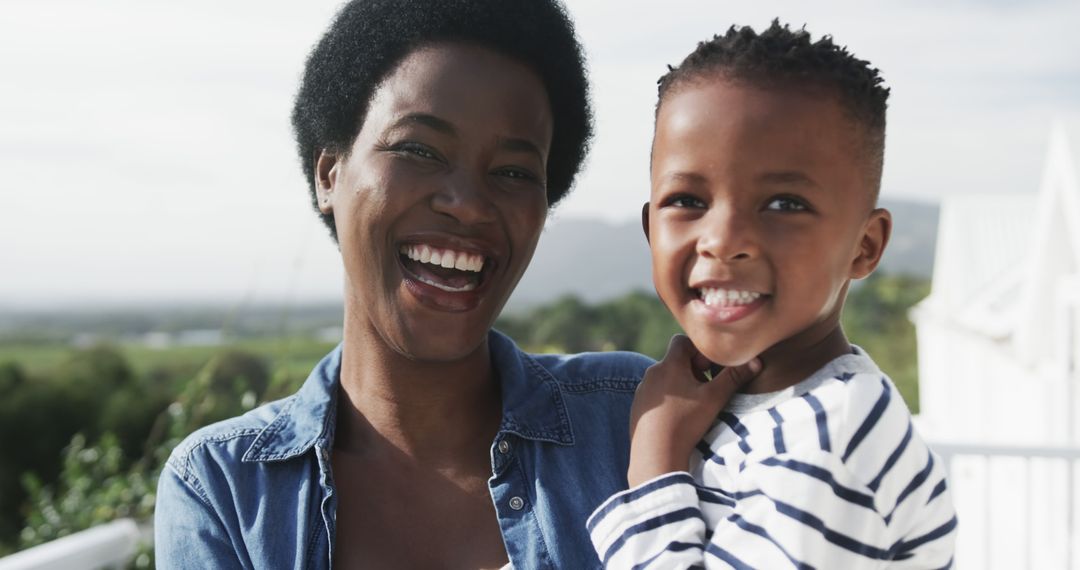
154, 330, 651, 569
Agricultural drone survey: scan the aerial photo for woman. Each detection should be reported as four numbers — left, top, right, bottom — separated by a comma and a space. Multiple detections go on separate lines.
154, 0, 653, 567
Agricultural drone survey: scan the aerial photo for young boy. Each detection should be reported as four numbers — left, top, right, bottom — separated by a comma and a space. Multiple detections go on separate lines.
588, 22, 957, 569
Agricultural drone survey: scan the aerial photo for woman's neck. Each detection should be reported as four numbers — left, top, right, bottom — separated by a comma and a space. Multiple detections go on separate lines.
333, 316, 503, 463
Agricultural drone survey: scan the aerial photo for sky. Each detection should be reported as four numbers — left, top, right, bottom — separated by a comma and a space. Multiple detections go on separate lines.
1, 0, 1078, 307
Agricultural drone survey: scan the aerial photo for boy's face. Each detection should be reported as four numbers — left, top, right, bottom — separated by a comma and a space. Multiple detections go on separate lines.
647, 79, 890, 367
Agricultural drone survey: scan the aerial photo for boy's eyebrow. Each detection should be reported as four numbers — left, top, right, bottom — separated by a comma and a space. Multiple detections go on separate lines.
759, 171, 818, 187
658, 171, 709, 185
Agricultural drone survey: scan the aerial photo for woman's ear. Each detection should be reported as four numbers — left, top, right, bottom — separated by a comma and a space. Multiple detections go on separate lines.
641, 202, 651, 244
314, 149, 339, 215
850, 208, 892, 279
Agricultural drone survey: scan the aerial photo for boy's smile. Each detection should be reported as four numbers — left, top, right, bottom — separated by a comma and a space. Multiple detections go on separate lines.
647, 79, 891, 389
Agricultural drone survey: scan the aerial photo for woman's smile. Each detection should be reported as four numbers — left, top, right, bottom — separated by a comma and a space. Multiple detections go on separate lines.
396, 234, 500, 311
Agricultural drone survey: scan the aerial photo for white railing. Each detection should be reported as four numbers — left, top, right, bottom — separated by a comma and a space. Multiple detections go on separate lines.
0, 519, 140, 570
933, 442, 1080, 569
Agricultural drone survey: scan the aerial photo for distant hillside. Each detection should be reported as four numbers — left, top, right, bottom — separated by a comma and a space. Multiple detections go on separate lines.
878, 199, 939, 279
508, 198, 938, 310
0, 200, 937, 330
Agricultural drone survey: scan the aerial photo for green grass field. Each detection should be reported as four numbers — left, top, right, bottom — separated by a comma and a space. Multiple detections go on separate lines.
0, 337, 338, 383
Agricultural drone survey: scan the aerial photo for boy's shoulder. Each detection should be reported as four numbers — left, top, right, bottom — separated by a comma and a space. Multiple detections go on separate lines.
778, 348, 942, 508
804, 348, 915, 442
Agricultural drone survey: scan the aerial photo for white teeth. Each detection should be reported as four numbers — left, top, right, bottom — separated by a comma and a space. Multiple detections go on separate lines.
698, 287, 762, 307
401, 244, 484, 273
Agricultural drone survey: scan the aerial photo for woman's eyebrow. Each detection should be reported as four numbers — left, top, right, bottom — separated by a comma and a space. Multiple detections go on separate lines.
390, 112, 457, 136
497, 137, 545, 161
386, 114, 542, 160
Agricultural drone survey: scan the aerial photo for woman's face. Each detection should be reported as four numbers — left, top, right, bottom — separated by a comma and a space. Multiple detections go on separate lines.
316, 43, 553, 362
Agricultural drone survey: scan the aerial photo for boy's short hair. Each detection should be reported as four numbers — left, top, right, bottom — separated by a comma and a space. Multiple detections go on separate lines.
292, 0, 593, 241
657, 20, 890, 202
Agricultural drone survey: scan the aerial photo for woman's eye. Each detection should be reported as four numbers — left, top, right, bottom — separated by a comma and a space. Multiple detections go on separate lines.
494, 167, 542, 184
765, 197, 808, 212
393, 142, 439, 160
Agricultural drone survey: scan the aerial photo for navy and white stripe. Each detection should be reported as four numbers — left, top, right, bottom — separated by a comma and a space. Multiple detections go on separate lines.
588, 350, 957, 569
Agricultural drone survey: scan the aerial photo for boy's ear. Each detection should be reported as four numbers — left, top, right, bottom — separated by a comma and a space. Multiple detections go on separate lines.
641, 202, 651, 244
850, 208, 892, 279
314, 149, 340, 215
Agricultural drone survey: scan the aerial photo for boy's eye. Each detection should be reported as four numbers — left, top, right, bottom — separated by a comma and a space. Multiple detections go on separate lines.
764, 197, 808, 212
665, 195, 706, 209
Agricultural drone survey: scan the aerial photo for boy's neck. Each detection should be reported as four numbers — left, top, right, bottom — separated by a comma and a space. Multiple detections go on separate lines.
740, 323, 852, 395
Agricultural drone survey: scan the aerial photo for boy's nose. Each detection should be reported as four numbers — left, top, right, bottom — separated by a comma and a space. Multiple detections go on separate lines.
430, 171, 498, 226
696, 208, 758, 262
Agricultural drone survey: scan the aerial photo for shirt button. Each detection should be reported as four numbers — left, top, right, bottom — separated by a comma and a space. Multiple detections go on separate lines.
509, 496, 525, 511
498, 440, 511, 454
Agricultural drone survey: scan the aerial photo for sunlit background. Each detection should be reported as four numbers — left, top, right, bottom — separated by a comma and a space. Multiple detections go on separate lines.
2, 0, 1076, 306
1, 0, 1078, 567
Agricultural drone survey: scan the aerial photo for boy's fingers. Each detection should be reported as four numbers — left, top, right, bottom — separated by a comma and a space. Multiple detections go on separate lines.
689, 350, 713, 375
665, 335, 714, 381
705, 358, 761, 398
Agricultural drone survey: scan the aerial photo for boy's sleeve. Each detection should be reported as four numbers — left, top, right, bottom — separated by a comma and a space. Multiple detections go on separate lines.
154, 458, 245, 569
695, 451, 898, 569
867, 445, 958, 569
837, 376, 958, 568
588, 448, 956, 569
587, 472, 709, 569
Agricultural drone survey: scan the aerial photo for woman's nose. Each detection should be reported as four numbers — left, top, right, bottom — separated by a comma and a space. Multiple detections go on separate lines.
430, 171, 498, 225
696, 208, 758, 262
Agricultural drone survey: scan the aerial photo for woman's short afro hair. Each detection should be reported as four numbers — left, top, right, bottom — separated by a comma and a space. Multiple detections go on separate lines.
292, 0, 592, 241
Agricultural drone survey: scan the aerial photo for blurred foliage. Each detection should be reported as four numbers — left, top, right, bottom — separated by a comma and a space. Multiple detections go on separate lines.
843, 272, 930, 410
19, 434, 155, 552
497, 290, 682, 359
0, 277, 927, 561
0, 338, 324, 561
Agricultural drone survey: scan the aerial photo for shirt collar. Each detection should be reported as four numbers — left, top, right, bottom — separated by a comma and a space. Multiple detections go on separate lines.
489, 329, 575, 446
243, 330, 573, 462
242, 344, 340, 462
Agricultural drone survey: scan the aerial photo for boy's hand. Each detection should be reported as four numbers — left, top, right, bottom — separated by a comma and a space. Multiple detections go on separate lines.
627, 335, 761, 488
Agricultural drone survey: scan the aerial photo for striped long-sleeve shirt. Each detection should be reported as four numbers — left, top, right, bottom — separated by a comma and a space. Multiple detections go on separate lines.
588, 348, 957, 569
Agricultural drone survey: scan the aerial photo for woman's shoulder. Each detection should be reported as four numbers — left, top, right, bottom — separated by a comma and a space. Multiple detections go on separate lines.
526, 349, 653, 393
489, 329, 652, 394
165, 394, 298, 473
169, 344, 340, 472
155, 390, 330, 569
